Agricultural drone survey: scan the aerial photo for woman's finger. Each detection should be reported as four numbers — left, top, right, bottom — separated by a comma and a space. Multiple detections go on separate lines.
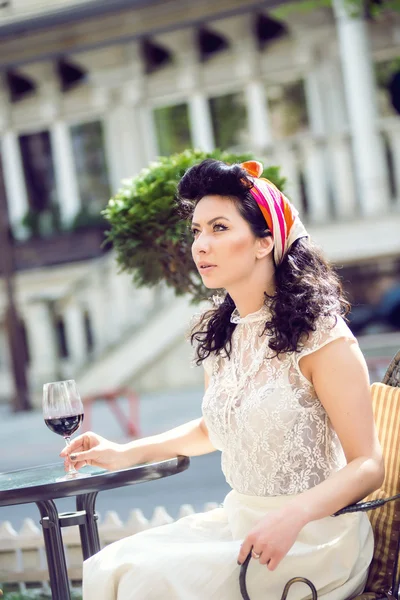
251, 545, 264, 562
238, 537, 253, 565
64, 457, 87, 471
258, 549, 271, 566
70, 447, 98, 463
266, 553, 281, 571
73, 460, 87, 470
60, 436, 85, 457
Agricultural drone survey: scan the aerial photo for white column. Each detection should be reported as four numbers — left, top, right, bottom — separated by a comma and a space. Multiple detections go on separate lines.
153, 30, 198, 93
24, 302, 59, 384
321, 60, 348, 134
304, 68, 325, 138
1, 132, 29, 239
302, 65, 335, 222
103, 42, 148, 184
245, 80, 273, 153
140, 106, 159, 162
86, 267, 109, 356
105, 105, 131, 189
51, 121, 81, 225
301, 138, 331, 223
91, 88, 124, 194
63, 300, 87, 368
213, 16, 266, 154
153, 29, 201, 154
123, 42, 148, 175
329, 133, 358, 218
189, 93, 214, 152
333, 0, 390, 215
0, 86, 10, 135
275, 145, 304, 212
211, 14, 257, 80
109, 268, 132, 336
105, 101, 147, 185
318, 57, 358, 218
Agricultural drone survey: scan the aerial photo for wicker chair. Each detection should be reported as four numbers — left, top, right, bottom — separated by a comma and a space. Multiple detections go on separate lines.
240, 350, 400, 600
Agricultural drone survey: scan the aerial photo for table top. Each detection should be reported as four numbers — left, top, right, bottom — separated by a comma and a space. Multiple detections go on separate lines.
0, 456, 190, 507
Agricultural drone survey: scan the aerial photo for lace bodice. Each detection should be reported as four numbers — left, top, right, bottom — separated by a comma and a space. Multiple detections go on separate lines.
195, 305, 356, 496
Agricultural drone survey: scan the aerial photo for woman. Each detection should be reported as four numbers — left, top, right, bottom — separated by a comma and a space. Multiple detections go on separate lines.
62, 159, 384, 600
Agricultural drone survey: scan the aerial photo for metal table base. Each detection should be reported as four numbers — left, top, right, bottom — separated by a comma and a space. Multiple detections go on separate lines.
0, 457, 190, 600
37, 492, 100, 600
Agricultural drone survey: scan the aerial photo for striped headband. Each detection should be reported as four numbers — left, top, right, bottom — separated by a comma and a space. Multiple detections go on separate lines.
240, 160, 309, 266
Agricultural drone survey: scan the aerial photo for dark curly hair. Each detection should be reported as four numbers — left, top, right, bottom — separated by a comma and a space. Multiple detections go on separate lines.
177, 159, 351, 366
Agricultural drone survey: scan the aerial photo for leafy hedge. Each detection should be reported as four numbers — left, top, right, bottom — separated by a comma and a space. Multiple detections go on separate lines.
104, 149, 285, 304
0, 591, 81, 600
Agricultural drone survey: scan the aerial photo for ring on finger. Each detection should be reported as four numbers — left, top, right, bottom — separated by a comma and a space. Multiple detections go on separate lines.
251, 550, 261, 560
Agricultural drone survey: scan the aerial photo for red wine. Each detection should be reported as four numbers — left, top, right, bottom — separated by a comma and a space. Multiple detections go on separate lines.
45, 414, 84, 437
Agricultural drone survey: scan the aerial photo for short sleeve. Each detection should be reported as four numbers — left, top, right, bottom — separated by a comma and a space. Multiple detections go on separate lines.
295, 314, 357, 369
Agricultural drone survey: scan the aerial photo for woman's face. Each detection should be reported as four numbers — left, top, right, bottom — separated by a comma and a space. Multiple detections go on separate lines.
191, 195, 266, 290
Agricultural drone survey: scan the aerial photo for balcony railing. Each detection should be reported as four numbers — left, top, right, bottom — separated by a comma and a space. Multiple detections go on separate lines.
6, 227, 110, 273
0, 0, 92, 23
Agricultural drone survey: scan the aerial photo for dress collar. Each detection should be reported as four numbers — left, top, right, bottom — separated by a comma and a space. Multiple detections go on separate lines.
230, 303, 272, 325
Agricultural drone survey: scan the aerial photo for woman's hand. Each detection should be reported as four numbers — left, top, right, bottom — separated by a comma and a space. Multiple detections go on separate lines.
60, 431, 131, 472
237, 506, 307, 571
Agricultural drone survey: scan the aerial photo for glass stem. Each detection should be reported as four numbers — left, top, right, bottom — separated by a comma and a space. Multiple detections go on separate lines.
65, 437, 78, 475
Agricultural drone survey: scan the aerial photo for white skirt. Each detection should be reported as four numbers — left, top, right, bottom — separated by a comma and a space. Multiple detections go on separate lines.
83, 490, 373, 600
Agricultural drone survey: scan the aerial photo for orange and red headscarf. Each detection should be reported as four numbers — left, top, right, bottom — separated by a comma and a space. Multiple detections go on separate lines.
240, 161, 309, 266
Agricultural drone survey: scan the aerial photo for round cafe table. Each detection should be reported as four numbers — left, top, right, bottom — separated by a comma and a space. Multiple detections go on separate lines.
0, 456, 190, 600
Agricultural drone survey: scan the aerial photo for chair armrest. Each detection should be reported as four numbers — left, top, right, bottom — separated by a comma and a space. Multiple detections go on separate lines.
351, 594, 391, 599
239, 494, 400, 599
239, 552, 318, 600
333, 493, 400, 516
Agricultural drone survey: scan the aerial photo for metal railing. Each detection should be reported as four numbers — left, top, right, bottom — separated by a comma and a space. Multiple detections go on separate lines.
0, 501, 219, 590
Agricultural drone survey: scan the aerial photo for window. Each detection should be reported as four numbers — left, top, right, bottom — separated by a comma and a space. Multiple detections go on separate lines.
84, 310, 94, 353
19, 131, 60, 236
153, 103, 192, 156
55, 316, 69, 359
70, 121, 111, 213
266, 79, 309, 139
19, 131, 58, 213
209, 92, 248, 151
375, 58, 400, 118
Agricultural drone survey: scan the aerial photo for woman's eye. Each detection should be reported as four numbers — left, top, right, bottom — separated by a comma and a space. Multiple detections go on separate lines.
191, 223, 227, 237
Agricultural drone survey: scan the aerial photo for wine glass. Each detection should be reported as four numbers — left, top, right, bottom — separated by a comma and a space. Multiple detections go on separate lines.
43, 379, 89, 480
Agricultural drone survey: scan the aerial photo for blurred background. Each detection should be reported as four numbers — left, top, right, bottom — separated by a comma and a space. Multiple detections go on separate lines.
0, 0, 400, 549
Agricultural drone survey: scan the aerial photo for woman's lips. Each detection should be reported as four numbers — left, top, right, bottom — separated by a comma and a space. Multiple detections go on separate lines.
199, 265, 217, 274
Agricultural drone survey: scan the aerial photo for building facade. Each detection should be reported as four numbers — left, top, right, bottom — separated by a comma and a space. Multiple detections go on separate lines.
0, 0, 399, 404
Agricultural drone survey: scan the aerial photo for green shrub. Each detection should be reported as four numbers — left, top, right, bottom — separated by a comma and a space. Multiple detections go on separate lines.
71, 206, 107, 231
21, 203, 62, 238
0, 590, 81, 600
104, 148, 285, 304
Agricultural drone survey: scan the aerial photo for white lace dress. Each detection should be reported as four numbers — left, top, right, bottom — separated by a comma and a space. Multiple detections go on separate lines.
83, 306, 373, 600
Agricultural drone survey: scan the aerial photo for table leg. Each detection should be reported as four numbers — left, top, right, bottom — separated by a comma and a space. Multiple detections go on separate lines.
76, 492, 101, 560
36, 499, 71, 600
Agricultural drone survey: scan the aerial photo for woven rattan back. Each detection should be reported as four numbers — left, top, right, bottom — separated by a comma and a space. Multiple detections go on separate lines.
362, 350, 400, 599
382, 350, 400, 388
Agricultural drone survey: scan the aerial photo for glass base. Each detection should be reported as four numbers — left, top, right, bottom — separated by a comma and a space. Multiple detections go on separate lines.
56, 471, 91, 482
